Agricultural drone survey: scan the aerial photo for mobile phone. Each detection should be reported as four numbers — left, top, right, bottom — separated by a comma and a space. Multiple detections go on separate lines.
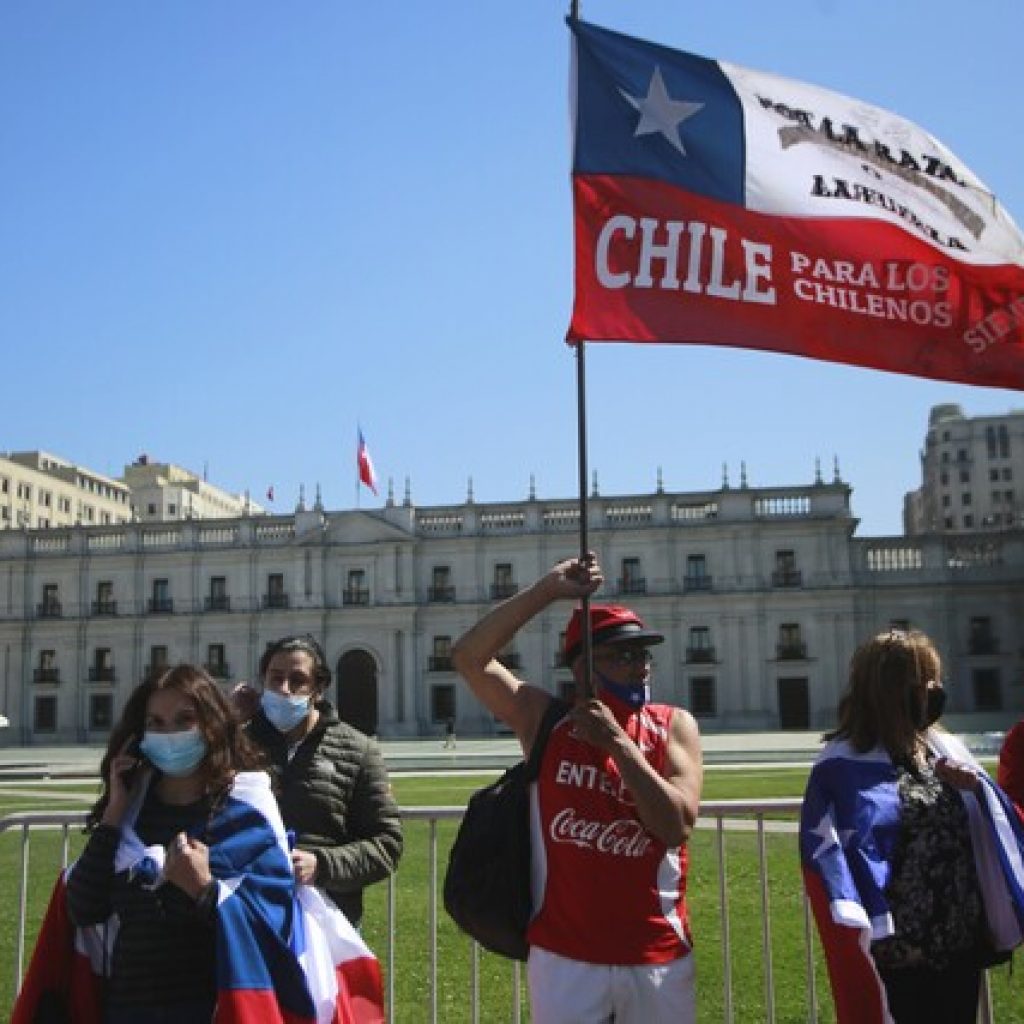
120, 735, 145, 788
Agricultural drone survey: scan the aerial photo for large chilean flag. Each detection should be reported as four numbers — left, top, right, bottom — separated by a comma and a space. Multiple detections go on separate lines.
568, 19, 1024, 390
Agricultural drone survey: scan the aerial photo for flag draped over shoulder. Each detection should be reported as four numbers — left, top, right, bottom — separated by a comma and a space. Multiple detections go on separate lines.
568, 19, 1024, 389
12, 771, 385, 1024
799, 733, 1024, 1024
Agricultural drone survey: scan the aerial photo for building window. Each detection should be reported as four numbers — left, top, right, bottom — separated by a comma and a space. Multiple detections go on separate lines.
89, 693, 114, 731
90, 648, 115, 682
34, 649, 59, 684
973, 668, 1002, 711
491, 563, 516, 600
686, 627, 715, 663
429, 636, 453, 672
206, 575, 229, 612
961, 492, 972, 506
148, 645, 169, 681
941, 471, 950, 485
344, 569, 369, 606
93, 580, 116, 616
1003, 468, 1013, 481
430, 684, 456, 723
619, 557, 645, 595
959, 470, 970, 484
999, 425, 1010, 458
39, 583, 62, 618
684, 554, 711, 591
264, 573, 288, 609
969, 616, 997, 655
777, 623, 806, 660
772, 551, 802, 588
942, 495, 951, 508
690, 677, 716, 716
34, 695, 57, 732
987, 425, 998, 458
149, 578, 172, 614
429, 566, 455, 603
207, 644, 229, 678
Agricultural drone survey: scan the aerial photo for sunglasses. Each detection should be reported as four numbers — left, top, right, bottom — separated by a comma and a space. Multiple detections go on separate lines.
596, 648, 654, 668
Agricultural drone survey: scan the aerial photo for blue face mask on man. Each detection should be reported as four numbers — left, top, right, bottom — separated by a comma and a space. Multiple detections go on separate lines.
261, 689, 311, 734
139, 727, 208, 777
595, 672, 650, 709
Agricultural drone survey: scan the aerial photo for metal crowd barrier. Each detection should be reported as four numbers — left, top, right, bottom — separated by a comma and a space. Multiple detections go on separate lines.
2, 801, 995, 1023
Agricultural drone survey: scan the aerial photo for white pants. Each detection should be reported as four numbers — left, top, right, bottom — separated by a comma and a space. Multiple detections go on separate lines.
527, 946, 696, 1024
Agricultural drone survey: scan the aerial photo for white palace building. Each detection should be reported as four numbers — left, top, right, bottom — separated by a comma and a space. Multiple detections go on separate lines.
1, 463, 1022, 746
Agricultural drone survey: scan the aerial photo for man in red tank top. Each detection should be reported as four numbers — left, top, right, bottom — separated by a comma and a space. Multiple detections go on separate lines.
452, 555, 703, 1024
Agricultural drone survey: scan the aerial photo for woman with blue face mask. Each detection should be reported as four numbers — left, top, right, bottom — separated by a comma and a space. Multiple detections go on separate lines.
14, 665, 388, 1024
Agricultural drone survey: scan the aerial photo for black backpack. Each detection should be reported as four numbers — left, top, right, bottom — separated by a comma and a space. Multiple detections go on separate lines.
443, 698, 568, 960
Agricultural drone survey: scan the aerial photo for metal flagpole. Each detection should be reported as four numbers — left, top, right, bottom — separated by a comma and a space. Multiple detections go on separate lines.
575, 341, 594, 701
569, 0, 592, 700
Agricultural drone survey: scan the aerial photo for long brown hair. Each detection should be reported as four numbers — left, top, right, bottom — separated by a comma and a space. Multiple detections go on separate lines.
825, 630, 941, 761
87, 664, 264, 830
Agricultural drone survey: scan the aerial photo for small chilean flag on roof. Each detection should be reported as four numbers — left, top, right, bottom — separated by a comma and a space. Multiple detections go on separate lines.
357, 428, 378, 494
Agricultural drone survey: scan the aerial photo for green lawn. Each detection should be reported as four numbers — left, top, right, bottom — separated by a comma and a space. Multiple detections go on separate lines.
3, 765, 1022, 1022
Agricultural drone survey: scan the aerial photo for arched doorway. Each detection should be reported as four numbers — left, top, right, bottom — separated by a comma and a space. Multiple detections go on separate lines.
335, 649, 379, 736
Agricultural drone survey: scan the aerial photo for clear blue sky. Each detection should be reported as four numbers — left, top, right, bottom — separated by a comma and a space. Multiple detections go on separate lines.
2, 1, 1022, 536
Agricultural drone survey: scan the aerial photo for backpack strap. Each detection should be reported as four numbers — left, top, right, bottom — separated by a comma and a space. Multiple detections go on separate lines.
524, 698, 569, 782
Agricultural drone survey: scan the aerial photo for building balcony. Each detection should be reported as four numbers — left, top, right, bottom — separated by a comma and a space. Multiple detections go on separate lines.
147, 598, 174, 614
205, 594, 231, 612
91, 600, 118, 616
617, 578, 647, 595
969, 637, 999, 655
428, 656, 454, 672
205, 662, 230, 679
37, 601, 62, 619
771, 569, 803, 588
777, 642, 808, 660
343, 588, 370, 607
490, 583, 518, 600
686, 647, 716, 664
33, 668, 60, 684
262, 593, 290, 609
88, 666, 116, 683
683, 575, 712, 592
428, 586, 456, 603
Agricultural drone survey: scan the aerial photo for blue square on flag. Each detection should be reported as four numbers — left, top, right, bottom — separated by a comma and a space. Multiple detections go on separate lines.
572, 19, 745, 206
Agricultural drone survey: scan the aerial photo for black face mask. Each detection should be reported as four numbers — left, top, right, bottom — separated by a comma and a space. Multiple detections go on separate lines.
909, 686, 947, 729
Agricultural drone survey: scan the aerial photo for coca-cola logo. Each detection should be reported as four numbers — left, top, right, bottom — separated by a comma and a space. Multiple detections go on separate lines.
549, 807, 654, 857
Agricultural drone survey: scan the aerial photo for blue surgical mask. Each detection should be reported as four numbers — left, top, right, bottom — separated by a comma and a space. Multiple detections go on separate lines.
261, 689, 311, 734
596, 672, 649, 709
139, 727, 208, 777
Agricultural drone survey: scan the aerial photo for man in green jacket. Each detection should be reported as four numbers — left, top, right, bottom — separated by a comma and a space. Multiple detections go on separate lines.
245, 633, 403, 926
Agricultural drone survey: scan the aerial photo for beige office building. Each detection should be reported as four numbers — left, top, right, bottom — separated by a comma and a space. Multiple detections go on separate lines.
905, 404, 1024, 535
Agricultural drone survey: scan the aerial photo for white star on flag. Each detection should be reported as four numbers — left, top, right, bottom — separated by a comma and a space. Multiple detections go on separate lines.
619, 66, 704, 156
809, 811, 840, 861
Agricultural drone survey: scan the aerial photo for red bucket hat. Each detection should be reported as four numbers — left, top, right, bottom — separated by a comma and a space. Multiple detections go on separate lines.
562, 604, 665, 665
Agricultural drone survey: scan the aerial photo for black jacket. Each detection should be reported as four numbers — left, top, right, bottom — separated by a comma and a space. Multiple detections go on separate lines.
248, 701, 403, 925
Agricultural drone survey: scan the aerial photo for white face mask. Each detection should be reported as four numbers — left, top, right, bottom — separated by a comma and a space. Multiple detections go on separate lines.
261, 689, 311, 733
